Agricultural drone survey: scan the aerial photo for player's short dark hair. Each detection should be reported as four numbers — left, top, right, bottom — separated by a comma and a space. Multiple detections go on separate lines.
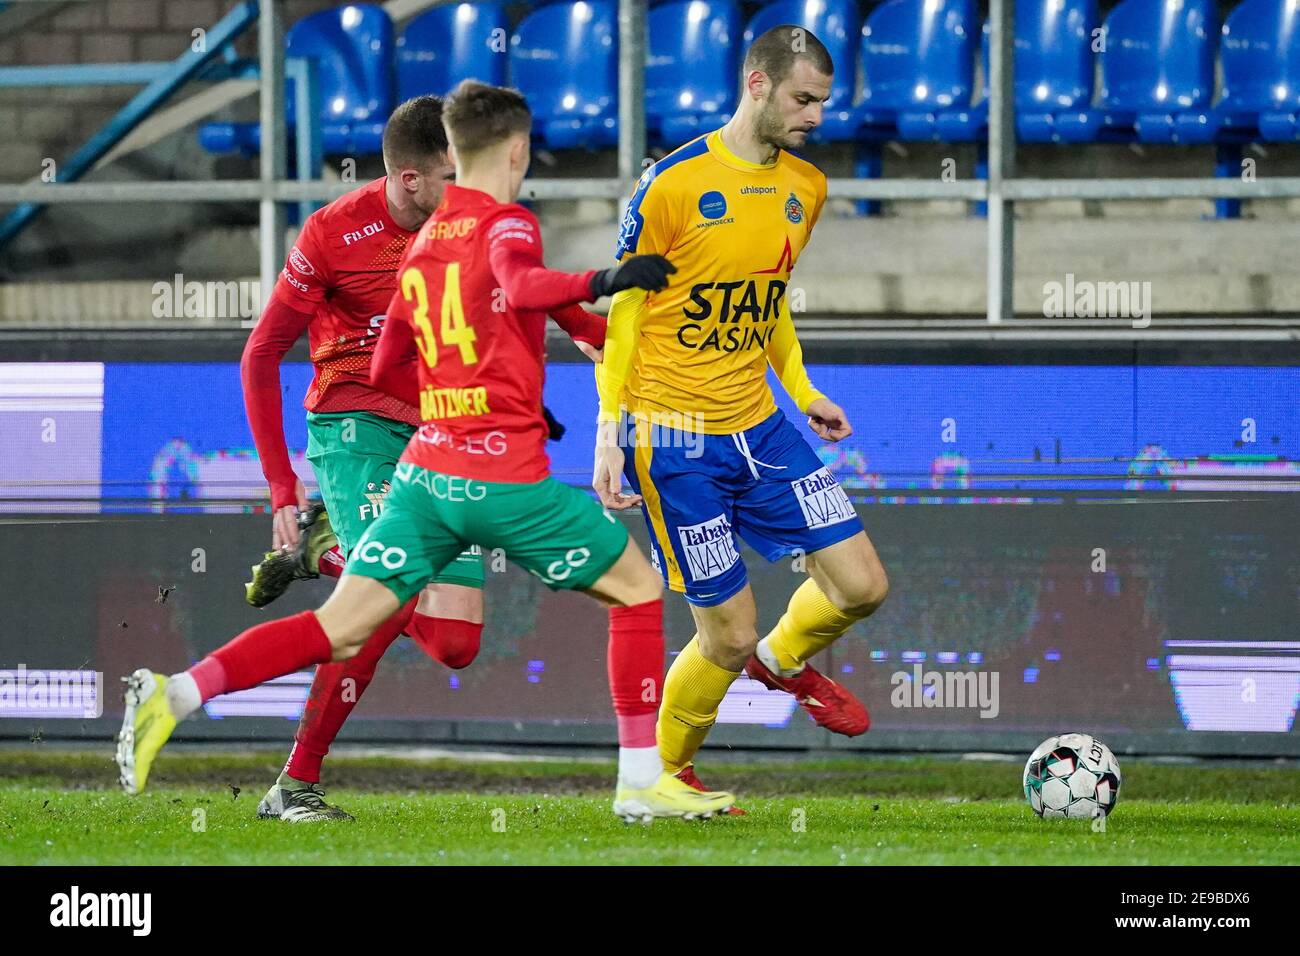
382, 95, 449, 172
742, 24, 834, 90
442, 80, 532, 157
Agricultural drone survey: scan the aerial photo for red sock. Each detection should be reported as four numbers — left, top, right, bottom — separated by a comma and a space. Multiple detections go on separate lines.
317, 545, 345, 579
407, 613, 483, 669
189, 611, 333, 701
283, 597, 416, 783
607, 598, 665, 748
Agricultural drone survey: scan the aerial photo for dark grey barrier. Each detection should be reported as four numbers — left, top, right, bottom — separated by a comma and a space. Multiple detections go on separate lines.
2, 497, 1296, 758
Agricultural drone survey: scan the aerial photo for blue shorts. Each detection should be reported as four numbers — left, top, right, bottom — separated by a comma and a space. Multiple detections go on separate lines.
621, 410, 862, 607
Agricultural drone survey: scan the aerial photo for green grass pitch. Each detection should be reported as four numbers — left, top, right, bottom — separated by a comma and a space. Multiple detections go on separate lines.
1, 748, 1296, 865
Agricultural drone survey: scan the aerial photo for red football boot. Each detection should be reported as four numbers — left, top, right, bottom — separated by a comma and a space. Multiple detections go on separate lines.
745, 657, 870, 736
676, 765, 747, 816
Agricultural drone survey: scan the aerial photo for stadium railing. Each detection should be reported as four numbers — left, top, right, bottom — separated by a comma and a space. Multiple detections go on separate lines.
1, 0, 1300, 325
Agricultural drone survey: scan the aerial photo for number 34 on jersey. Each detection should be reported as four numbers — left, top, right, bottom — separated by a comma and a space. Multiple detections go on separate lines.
400, 263, 491, 422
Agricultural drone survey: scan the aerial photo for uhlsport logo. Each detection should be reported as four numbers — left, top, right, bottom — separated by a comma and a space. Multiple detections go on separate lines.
677, 514, 740, 582
49, 886, 151, 936
791, 467, 855, 530
784, 191, 804, 224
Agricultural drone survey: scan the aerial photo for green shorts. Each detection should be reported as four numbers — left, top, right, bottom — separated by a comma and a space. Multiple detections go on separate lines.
306, 410, 484, 589
345, 462, 629, 605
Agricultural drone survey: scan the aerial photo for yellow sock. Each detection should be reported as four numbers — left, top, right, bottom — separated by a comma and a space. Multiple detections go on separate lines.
656, 636, 741, 774
764, 578, 860, 672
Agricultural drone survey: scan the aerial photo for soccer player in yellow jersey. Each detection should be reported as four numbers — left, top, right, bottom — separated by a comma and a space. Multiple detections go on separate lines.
592, 26, 890, 794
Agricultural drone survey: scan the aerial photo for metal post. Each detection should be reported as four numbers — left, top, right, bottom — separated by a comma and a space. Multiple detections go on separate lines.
617, 0, 647, 187
288, 56, 322, 226
986, 0, 1015, 324
258, 0, 286, 320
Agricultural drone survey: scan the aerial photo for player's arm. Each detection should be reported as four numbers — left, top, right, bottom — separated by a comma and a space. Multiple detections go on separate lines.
487, 210, 674, 313
370, 293, 420, 407
592, 169, 678, 508
549, 302, 606, 362
768, 173, 848, 440
241, 290, 312, 512
550, 303, 606, 347
766, 296, 851, 442
594, 287, 644, 423
241, 225, 331, 548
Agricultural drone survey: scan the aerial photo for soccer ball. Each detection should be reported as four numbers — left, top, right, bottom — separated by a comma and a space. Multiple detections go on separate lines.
1023, 733, 1122, 820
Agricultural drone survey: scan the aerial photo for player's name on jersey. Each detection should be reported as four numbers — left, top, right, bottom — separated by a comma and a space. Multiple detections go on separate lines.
419, 385, 491, 421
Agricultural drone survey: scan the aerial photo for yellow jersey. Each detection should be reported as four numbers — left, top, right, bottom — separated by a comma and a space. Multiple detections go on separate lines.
596, 129, 827, 434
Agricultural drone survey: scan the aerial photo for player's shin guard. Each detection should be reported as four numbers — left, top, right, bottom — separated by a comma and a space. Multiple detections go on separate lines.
762, 577, 862, 673
608, 599, 666, 789
283, 597, 417, 784
656, 635, 741, 774
407, 613, 483, 669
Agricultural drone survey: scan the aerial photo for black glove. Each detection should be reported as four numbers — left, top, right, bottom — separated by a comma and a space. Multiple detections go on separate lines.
589, 254, 677, 299
542, 404, 566, 442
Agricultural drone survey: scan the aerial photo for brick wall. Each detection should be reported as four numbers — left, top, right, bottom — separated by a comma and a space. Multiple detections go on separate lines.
0, 0, 336, 184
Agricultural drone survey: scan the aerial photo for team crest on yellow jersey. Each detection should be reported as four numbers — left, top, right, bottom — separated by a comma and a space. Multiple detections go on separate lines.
784, 192, 804, 224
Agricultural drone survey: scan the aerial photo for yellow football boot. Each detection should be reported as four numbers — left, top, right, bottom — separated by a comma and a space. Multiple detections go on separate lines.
613, 771, 737, 823
115, 669, 178, 795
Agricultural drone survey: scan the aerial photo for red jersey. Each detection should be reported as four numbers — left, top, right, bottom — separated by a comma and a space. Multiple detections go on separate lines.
244, 179, 607, 509
374, 184, 599, 484
275, 176, 419, 424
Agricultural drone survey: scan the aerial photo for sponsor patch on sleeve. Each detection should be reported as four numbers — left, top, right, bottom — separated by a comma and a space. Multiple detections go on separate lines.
288, 245, 316, 276
487, 215, 537, 247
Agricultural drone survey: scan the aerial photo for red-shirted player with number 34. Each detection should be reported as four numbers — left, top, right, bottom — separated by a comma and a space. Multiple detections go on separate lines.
117, 81, 738, 823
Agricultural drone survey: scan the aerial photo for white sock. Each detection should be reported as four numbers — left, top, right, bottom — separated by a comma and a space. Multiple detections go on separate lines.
164, 672, 201, 720
756, 636, 805, 678
618, 746, 662, 790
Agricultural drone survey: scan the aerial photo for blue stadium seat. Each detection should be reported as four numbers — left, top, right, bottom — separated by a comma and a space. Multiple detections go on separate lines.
928, 24, 988, 143
920, 1, 1099, 144
1015, 0, 1098, 142
511, 1, 618, 149
838, 0, 977, 143
1054, 0, 1217, 144
742, 0, 861, 142
647, 0, 742, 147
398, 2, 509, 100
1176, 0, 1300, 144
200, 4, 394, 155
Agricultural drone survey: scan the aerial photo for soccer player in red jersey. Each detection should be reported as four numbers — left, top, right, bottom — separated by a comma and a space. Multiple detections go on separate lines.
239, 96, 606, 821
118, 81, 737, 821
